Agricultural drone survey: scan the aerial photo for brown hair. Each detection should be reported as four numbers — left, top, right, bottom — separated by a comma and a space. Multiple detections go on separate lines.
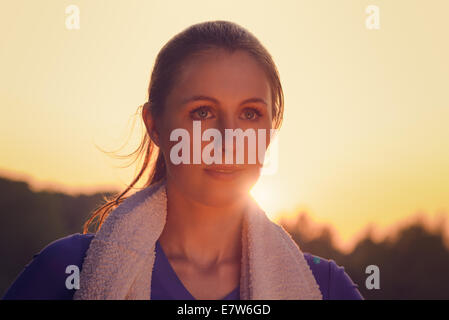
83, 20, 285, 234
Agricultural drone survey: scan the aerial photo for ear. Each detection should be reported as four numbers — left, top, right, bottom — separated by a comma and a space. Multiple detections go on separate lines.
142, 103, 160, 147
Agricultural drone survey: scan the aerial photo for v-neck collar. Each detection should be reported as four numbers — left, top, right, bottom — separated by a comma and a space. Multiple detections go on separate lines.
154, 240, 239, 300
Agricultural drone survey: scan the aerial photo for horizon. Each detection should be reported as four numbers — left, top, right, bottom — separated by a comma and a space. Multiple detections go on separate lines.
2, 171, 447, 255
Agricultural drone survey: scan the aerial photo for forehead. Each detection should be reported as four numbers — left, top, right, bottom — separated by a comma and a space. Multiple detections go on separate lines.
168, 49, 271, 106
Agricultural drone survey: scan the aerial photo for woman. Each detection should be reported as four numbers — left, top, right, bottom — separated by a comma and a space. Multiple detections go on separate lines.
3, 20, 363, 300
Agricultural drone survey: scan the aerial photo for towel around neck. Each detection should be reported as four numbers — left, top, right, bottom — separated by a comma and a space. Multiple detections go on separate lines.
73, 178, 322, 300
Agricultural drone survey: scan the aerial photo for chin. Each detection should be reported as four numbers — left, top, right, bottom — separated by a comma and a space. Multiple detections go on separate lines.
203, 167, 258, 186
199, 172, 258, 202
169, 166, 260, 206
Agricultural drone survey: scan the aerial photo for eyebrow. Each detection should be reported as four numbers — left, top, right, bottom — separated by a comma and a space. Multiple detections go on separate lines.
181, 95, 268, 107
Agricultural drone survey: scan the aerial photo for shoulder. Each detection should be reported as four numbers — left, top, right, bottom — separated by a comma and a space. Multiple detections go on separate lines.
303, 252, 364, 300
2, 233, 95, 300
26, 233, 95, 272
38, 233, 95, 259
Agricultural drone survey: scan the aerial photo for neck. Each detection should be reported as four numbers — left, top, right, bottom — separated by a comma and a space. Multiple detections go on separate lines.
158, 178, 249, 269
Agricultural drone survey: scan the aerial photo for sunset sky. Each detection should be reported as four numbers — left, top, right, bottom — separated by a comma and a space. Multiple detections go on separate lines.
1, 0, 448, 252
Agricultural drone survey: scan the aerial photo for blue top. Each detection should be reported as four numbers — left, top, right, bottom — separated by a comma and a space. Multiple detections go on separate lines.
2, 233, 363, 300
152, 239, 239, 299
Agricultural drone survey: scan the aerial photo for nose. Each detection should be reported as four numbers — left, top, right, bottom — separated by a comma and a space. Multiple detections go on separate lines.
216, 114, 238, 163
216, 112, 238, 133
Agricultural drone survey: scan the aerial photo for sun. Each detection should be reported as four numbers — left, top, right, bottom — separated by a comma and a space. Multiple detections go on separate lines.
249, 182, 281, 221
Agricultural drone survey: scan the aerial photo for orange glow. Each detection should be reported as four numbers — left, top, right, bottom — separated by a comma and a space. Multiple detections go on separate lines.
1, 1, 448, 251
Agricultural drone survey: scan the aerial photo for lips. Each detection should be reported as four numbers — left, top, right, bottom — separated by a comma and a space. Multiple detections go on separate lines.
204, 165, 244, 173
203, 165, 244, 180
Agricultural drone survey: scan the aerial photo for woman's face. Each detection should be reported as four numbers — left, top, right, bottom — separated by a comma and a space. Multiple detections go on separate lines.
147, 49, 273, 206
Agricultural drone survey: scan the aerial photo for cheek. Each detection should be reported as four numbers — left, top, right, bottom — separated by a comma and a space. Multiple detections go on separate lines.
156, 116, 190, 158
241, 123, 273, 167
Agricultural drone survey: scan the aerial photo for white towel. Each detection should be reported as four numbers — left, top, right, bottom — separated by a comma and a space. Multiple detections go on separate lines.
73, 178, 322, 300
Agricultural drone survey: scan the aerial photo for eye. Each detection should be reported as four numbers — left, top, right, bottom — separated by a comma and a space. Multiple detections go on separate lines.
190, 106, 213, 120
240, 107, 262, 121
